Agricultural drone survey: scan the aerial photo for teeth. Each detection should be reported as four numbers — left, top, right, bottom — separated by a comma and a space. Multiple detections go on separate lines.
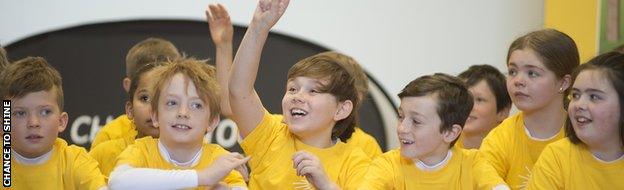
291, 108, 308, 116
576, 117, 591, 123
400, 140, 414, 144
173, 124, 190, 129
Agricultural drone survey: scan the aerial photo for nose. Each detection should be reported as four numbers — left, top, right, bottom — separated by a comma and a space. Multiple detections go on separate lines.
572, 95, 588, 111
177, 104, 190, 119
290, 91, 305, 104
397, 119, 409, 134
27, 114, 40, 128
512, 74, 526, 88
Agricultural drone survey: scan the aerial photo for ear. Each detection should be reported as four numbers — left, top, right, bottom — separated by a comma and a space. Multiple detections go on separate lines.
125, 101, 134, 120
151, 112, 159, 129
333, 100, 353, 121
496, 106, 511, 123
123, 77, 131, 93
442, 124, 462, 144
207, 115, 221, 133
559, 74, 572, 93
58, 112, 69, 133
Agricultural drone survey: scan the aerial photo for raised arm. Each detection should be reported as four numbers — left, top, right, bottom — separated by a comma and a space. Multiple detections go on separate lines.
229, 0, 290, 137
206, 3, 235, 117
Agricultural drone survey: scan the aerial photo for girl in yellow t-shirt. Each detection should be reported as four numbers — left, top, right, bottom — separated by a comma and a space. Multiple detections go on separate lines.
108, 56, 248, 189
527, 52, 624, 190
476, 29, 580, 189
228, 0, 371, 189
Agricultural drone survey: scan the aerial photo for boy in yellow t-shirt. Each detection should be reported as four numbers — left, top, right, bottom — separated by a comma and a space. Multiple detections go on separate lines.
1, 57, 106, 190
527, 52, 624, 190
91, 37, 181, 149
229, 0, 371, 189
360, 73, 478, 190
108, 57, 248, 189
90, 4, 235, 178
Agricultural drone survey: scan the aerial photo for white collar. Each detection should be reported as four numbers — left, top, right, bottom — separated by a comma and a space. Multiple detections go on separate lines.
415, 150, 452, 171
157, 140, 202, 167
13, 148, 54, 165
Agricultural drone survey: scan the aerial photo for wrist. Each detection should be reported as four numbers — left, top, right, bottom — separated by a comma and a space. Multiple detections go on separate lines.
248, 23, 271, 36
215, 43, 233, 50
198, 168, 219, 187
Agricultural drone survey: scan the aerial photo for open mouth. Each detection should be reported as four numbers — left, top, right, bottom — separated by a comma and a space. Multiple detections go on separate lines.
399, 138, 414, 145
574, 116, 592, 125
290, 108, 308, 118
25, 134, 43, 140
171, 124, 192, 130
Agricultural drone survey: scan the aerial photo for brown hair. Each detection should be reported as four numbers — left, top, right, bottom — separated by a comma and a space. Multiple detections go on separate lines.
398, 73, 473, 147
0, 57, 64, 111
287, 52, 359, 140
150, 57, 220, 121
507, 29, 580, 97
126, 38, 181, 78
458, 64, 511, 112
0, 46, 8, 71
566, 51, 624, 145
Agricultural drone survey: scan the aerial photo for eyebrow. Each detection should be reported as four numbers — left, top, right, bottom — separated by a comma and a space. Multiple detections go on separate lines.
572, 87, 606, 94
508, 62, 545, 71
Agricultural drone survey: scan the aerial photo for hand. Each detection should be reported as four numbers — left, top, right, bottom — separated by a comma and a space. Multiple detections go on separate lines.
292, 151, 339, 190
206, 3, 233, 46
198, 152, 250, 187
250, 0, 290, 32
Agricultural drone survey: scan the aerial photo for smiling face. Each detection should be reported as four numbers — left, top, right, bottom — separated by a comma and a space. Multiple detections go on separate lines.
506, 49, 566, 113
11, 89, 68, 158
568, 69, 621, 148
153, 73, 218, 147
281, 76, 348, 142
397, 95, 453, 161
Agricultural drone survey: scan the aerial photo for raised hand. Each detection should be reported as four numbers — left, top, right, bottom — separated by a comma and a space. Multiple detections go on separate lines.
198, 153, 250, 187
292, 151, 339, 190
206, 3, 233, 46
250, 0, 290, 32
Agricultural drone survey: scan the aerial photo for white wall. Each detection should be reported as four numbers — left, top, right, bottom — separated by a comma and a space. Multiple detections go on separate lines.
0, 0, 544, 105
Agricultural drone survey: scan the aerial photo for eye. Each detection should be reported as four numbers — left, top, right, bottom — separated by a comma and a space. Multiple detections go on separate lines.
13, 110, 27, 118
166, 100, 177, 106
508, 69, 517, 76
139, 94, 150, 103
310, 89, 320, 94
570, 92, 580, 100
476, 97, 486, 102
589, 94, 601, 101
528, 70, 540, 78
191, 102, 203, 109
398, 113, 404, 121
40, 109, 53, 116
412, 119, 421, 125
287, 87, 297, 94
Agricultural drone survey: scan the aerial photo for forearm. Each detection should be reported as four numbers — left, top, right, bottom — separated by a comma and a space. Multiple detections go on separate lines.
108, 164, 198, 190
216, 42, 234, 117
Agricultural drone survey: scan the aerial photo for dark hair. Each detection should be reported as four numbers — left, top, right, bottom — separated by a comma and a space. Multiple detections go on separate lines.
128, 62, 167, 101
458, 64, 511, 112
566, 51, 624, 145
0, 57, 64, 111
507, 29, 580, 98
126, 38, 180, 78
398, 73, 474, 147
288, 52, 359, 140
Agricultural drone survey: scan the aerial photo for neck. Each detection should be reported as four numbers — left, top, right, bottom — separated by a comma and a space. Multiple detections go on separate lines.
588, 139, 624, 162
523, 100, 566, 139
418, 148, 451, 167
461, 133, 485, 149
160, 140, 202, 163
298, 133, 334, 148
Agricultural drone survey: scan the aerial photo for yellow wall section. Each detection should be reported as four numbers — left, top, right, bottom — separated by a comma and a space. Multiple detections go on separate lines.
544, 0, 599, 63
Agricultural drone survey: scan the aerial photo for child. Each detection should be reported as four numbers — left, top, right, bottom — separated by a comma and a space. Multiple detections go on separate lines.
1, 57, 106, 189
108, 57, 248, 189
527, 52, 624, 189
476, 29, 580, 189
229, 0, 370, 189
360, 73, 477, 189
91, 37, 181, 149
89, 62, 165, 177
457, 64, 511, 149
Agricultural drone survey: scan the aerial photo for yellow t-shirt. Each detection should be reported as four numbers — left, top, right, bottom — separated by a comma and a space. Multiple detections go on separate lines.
115, 137, 245, 188
91, 114, 136, 149
526, 138, 624, 190
12, 138, 106, 190
455, 135, 465, 149
241, 111, 371, 190
476, 112, 564, 190
347, 127, 383, 158
273, 114, 383, 159
89, 136, 135, 178
360, 147, 477, 190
